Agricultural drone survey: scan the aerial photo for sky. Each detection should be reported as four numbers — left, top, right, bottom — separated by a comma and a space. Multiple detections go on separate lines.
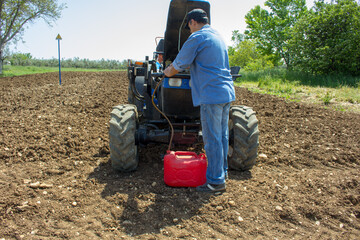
10, 0, 318, 61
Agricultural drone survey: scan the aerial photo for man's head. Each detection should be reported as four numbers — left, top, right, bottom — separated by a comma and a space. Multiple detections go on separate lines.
185, 8, 209, 33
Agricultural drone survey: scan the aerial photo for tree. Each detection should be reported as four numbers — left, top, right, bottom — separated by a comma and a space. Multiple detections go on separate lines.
228, 30, 278, 71
289, 0, 360, 75
244, 0, 307, 67
0, 0, 65, 74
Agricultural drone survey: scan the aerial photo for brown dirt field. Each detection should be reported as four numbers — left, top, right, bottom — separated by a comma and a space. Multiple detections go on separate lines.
1, 71, 359, 239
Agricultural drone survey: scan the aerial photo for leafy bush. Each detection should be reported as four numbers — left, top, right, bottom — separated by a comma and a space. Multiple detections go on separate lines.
289, 0, 360, 76
228, 31, 278, 71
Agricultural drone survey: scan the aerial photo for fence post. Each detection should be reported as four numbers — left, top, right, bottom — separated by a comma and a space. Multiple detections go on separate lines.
56, 34, 62, 85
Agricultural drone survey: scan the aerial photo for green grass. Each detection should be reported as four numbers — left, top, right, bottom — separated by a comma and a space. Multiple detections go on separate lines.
236, 67, 360, 113
1, 65, 123, 77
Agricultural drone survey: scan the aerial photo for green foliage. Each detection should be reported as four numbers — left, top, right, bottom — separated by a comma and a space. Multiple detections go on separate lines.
0, 0, 65, 74
322, 91, 332, 105
236, 68, 360, 111
244, 0, 308, 66
5, 53, 128, 70
228, 31, 277, 71
289, 0, 360, 76
239, 67, 359, 88
0, 0, 65, 42
7, 52, 33, 65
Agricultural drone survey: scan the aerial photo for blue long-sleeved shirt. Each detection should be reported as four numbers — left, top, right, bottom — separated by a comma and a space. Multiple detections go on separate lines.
172, 25, 235, 106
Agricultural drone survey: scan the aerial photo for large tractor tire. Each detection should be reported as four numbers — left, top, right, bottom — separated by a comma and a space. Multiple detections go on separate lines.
109, 104, 138, 172
228, 105, 259, 171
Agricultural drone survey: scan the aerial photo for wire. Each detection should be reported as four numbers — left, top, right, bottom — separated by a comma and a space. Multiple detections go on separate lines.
178, 7, 188, 53
151, 76, 174, 151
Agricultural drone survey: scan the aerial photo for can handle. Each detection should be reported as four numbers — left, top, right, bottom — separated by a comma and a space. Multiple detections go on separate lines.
199, 153, 207, 160
166, 151, 206, 160
174, 151, 197, 157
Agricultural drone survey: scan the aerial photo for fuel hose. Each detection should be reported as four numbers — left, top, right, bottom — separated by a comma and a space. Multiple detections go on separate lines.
151, 76, 174, 151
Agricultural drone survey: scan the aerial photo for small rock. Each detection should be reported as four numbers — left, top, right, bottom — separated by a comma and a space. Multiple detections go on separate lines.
173, 218, 179, 223
29, 182, 53, 189
339, 223, 344, 228
238, 216, 244, 222
216, 206, 224, 211
23, 179, 32, 184
315, 221, 320, 226
275, 206, 283, 211
152, 182, 157, 187
17, 201, 30, 210
258, 153, 268, 159
123, 220, 132, 225
29, 182, 41, 188
284, 143, 290, 148
39, 183, 53, 188
228, 200, 236, 207
72, 202, 77, 206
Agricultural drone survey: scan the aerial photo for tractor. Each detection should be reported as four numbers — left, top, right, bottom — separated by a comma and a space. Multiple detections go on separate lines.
109, 0, 259, 173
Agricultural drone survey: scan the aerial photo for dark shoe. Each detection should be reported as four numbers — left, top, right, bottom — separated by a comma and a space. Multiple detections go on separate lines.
196, 183, 226, 193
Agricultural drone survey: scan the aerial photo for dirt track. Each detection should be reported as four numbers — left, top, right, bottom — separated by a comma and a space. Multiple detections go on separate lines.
1, 71, 359, 239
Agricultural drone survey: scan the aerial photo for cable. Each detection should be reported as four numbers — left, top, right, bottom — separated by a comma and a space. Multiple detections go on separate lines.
178, 7, 188, 52
151, 76, 174, 151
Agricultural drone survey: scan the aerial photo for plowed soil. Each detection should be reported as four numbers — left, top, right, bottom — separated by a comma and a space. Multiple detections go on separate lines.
1, 71, 359, 239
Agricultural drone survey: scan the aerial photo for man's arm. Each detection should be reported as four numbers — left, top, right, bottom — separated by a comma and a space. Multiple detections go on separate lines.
164, 64, 179, 77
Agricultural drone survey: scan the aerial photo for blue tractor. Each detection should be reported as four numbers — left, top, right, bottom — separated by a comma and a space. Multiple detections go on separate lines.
109, 0, 259, 172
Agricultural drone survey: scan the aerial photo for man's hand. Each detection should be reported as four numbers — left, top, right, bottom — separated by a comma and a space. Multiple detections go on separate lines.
164, 64, 179, 77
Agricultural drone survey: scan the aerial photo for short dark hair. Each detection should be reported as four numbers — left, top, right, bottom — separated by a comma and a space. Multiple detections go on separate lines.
187, 8, 208, 25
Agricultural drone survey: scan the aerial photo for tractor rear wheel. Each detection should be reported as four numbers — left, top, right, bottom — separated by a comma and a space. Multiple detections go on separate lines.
109, 104, 138, 172
228, 105, 259, 171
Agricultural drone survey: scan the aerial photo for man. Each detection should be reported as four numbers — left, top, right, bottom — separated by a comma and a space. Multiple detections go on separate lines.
164, 9, 235, 193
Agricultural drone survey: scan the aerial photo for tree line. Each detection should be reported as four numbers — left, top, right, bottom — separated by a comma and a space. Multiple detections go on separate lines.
229, 0, 360, 76
6, 53, 128, 70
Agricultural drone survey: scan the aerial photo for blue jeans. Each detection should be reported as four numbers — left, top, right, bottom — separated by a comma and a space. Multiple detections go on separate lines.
200, 103, 230, 185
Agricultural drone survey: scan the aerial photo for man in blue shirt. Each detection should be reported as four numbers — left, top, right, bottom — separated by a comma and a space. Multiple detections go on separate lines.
164, 9, 235, 193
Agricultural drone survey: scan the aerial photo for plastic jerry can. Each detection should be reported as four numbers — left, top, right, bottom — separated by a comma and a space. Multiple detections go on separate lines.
164, 151, 207, 187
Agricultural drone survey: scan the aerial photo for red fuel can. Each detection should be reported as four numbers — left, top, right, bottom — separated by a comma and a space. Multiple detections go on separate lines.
164, 151, 207, 187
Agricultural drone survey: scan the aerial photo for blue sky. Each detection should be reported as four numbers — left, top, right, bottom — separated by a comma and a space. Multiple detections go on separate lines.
10, 0, 318, 61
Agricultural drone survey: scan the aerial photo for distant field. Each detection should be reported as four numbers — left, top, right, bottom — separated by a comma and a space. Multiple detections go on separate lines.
1, 65, 359, 113
1, 65, 124, 77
